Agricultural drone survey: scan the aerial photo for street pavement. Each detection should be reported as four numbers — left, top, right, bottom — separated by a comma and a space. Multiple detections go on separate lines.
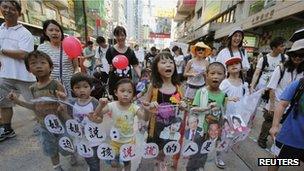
0, 105, 303, 171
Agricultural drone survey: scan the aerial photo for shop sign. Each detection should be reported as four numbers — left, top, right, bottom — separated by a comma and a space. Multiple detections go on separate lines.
251, 9, 274, 25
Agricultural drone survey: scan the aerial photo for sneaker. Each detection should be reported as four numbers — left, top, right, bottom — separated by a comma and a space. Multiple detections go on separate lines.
215, 158, 226, 169
258, 141, 267, 149
0, 128, 16, 142
69, 154, 78, 166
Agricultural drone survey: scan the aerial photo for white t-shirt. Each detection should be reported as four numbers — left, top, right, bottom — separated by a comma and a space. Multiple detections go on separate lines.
216, 48, 250, 70
175, 55, 184, 74
266, 65, 304, 110
220, 79, 249, 115
134, 49, 145, 63
256, 54, 286, 90
0, 23, 35, 82
95, 45, 109, 74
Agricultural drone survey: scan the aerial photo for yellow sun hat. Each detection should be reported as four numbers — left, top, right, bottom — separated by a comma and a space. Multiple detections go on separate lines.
191, 42, 212, 57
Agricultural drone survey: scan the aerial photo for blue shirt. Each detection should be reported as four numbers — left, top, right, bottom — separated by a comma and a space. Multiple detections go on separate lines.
277, 80, 304, 149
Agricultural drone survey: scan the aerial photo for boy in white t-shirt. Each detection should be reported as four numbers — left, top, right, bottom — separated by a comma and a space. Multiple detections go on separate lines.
250, 37, 287, 92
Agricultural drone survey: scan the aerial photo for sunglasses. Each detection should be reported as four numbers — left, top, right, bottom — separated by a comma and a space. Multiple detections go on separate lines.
196, 47, 205, 52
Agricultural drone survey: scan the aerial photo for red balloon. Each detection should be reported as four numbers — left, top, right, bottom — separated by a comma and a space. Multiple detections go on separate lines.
112, 55, 129, 70
62, 36, 82, 59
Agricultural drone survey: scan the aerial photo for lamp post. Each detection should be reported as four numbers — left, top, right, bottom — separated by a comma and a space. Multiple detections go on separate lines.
82, 0, 88, 42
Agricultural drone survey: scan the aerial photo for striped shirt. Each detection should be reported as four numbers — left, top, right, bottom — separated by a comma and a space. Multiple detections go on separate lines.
37, 42, 74, 96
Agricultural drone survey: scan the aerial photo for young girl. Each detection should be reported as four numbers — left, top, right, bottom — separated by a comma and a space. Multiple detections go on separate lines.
191, 62, 227, 169
94, 78, 150, 171
140, 52, 186, 170
172, 46, 185, 82
184, 42, 211, 103
219, 57, 249, 116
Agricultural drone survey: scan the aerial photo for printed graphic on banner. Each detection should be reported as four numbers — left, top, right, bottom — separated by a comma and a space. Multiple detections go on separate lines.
143, 143, 159, 159
163, 141, 180, 156
44, 114, 65, 134
200, 139, 216, 154
66, 119, 82, 138
159, 117, 182, 140
182, 141, 198, 157
217, 139, 230, 152
97, 143, 115, 160
110, 127, 120, 141
59, 136, 74, 153
84, 121, 106, 143
157, 103, 179, 125
77, 143, 94, 158
119, 144, 136, 161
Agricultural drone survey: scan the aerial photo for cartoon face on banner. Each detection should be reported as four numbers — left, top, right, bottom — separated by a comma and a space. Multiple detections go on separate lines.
110, 127, 120, 141
77, 143, 94, 158
59, 136, 75, 153
143, 143, 159, 159
200, 139, 216, 154
66, 119, 82, 138
159, 117, 182, 141
44, 114, 64, 134
84, 121, 106, 143
120, 144, 136, 161
97, 143, 115, 160
181, 141, 198, 157
230, 115, 246, 133
163, 141, 181, 156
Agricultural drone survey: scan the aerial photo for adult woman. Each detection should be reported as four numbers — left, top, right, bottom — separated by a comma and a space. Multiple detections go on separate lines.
216, 27, 250, 71
106, 26, 141, 96
38, 20, 78, 97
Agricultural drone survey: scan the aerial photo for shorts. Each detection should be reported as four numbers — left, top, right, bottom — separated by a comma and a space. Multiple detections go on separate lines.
0, 78, 34, 108
39, 125, 72, 157
185, 84, 203, 100
276, 141, 304, 162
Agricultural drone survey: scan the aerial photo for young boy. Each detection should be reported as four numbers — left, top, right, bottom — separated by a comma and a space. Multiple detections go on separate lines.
8, 51, 73, 171
191, 62, 227, 169
68, 73, 103, 171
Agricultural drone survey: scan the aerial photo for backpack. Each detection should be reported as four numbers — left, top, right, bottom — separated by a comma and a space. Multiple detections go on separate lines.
258, 53, 286, 102
280, 77, 304, 123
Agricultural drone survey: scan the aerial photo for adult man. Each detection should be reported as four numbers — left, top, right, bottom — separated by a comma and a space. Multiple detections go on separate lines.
0, 0, 35, 141
83, 41, 95, 75
184, 115, 202, 141
95, 36, 109, 74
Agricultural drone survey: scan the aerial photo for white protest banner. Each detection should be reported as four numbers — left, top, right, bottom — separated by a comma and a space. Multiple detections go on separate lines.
66, 119, 82, 138
181, 141, 198, 157
163, 141, 180, 156
59, 136, 74, 153
44, 114, 65, 134
77, 143, 94, 158
119, 144, 136, 161
97, 143, 115, 160
84, 121, 106, 143
200, 139, 216, 154
143, 143, 159, 159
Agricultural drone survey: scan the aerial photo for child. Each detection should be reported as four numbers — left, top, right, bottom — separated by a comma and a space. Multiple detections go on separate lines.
191, 62, 227, 169
136, 69, 151, 99
220, 57, 249, 115
68, 73, 103, 171
8, 51, 73, 171
184, 42, 211, 103
138, 52, 186, 170
94, 78, 150, 171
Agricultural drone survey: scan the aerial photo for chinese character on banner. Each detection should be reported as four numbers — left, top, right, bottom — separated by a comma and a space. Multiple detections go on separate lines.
97, 143, 115, 160
66, 119, 82, 138
120, 144, 136, 161
59, 136, 75, 153
182, 141, 198, 157
216, 139, 230, 152
84, 121, 106, 143
200, 139, 216, 154
110, 127, 120, 141
44, 114, 64, 134
163, 141, 180, 156
143, 143, 159, 159
77, 143, 94, 158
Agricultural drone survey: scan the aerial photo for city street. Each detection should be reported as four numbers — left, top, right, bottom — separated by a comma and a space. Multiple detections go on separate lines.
1, 105, 303, 171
